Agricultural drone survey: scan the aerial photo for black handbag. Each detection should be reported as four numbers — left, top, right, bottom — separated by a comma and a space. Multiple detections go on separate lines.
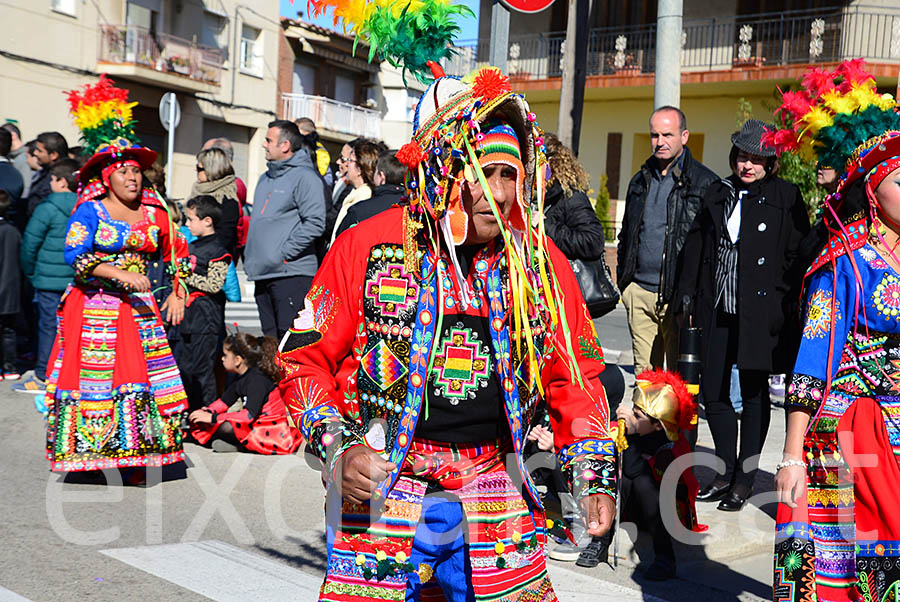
569, 254, 620, 318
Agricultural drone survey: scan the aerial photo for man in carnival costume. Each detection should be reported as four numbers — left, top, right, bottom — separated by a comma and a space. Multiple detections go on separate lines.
766, 60, 900, 602
277, 5, 615, 600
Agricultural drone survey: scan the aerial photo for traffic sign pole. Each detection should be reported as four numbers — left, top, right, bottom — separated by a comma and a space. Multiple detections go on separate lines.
165, 95, 176, 195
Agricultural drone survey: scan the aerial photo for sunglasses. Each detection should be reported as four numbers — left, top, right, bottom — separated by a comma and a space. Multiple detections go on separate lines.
196, 165, 205, 173
338, 156, 355, 164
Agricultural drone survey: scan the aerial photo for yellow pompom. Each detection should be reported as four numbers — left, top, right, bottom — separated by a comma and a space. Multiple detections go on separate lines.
494, 541, 506, 555
375, 550, 388, 562
396, 551, 408, 563
355, 553, 366, 566
511, 531, 522, 544
546, 519, 554, 529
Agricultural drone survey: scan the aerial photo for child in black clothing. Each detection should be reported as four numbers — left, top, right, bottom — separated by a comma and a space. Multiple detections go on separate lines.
607, 369, 702, 580
180, 195, 231, 410
189, 333, 301, 454
0, 191, 22, 380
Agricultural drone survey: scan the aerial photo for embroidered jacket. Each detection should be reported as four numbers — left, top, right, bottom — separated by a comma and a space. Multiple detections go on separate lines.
278, 208, 616, 506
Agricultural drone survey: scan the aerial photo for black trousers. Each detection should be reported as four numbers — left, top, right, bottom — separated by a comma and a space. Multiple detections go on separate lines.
180, 332, 220, 412
0, 314, 16, 373
701, 311, 771, 489
254, 275, 313, 339
593, 469, 675, 563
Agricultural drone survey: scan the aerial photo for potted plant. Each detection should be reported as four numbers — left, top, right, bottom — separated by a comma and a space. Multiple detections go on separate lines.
167, 55, 191, 75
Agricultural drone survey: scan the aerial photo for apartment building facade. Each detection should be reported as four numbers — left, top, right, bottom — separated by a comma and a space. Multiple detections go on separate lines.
1, 0, 280, 201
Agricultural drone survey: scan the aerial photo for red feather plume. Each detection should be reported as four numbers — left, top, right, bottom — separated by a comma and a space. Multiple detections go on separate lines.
635, 369, 698, 432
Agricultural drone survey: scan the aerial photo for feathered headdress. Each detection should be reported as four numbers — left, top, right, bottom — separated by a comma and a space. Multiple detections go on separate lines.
66, 75, 156, 185
763, 59, 899, 173
764, 60, 900, 273
307, 0, 474, 83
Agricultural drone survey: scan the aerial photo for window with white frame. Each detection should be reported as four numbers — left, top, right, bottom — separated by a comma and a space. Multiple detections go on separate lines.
239, 25, 263, 76
51, 0, 76, 16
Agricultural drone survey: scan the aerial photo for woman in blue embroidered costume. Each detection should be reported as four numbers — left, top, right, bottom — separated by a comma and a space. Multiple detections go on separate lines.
768, 60, 900, 601
45, 76, 191, 476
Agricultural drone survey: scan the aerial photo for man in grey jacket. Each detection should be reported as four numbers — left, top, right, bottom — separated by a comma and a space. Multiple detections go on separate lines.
244, 120, 326, 338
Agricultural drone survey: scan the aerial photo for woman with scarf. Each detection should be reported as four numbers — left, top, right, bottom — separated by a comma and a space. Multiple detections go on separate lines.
771, 60, 900, 602
679, 119, 810, 512
45, 76, 191, 480
192, 147, 241, 257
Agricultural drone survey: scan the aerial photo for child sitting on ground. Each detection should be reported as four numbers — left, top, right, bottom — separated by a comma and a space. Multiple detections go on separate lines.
609, 369, 704, 581
180, 195, 231, 410
189, 332, 301, 454
0, 190, 22, 380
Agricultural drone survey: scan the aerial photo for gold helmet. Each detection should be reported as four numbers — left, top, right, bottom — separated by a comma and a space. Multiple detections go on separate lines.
632, 369, 698, 442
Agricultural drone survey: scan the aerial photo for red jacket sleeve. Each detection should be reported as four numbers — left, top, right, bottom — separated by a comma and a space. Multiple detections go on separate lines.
276, 233, 368, 475
542, 242, 617, 501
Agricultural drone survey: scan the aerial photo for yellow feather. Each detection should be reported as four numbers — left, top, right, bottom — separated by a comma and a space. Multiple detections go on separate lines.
821, 90, 856, 115
800, 106, 834, 136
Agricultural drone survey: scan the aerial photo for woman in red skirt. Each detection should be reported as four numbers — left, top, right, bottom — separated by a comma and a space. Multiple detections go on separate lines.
45, 77, 190, 477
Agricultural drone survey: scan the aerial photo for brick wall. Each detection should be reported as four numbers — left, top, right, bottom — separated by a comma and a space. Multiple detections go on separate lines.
276, 29, 295, 119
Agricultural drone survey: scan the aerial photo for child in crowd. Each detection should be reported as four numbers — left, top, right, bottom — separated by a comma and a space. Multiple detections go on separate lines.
0, 190, 21, 380
14, 158, 78, 393
609, 369, 704, 580
180, 195, 231, 410
188, 333, 301, 454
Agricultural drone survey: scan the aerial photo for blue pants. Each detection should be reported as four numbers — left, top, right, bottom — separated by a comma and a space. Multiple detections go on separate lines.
325, 490, 475, 602
33, 290, 62, 381
405, 492, 474, 602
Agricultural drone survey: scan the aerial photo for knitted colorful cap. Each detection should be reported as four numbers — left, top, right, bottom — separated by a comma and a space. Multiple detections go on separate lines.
475, 120, 521, 161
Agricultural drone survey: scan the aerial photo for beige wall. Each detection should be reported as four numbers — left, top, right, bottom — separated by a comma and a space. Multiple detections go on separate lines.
0, 0, 279, 203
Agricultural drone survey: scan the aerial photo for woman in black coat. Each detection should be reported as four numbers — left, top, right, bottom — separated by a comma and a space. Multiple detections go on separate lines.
543, 134, 607, 261
677, 120, 810, 511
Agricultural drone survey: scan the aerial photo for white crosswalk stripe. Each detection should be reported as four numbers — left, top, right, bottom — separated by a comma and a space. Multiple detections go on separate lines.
99, 540, 668, 602
224, 270, 262, 333
0, 586, 31, 602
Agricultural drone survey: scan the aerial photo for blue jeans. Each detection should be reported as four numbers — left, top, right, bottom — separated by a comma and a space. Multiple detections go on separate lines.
34, 290, 62, 381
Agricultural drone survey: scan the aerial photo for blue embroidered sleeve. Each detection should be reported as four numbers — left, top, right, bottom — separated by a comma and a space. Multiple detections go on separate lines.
64, 201, 100, 275
557, 439, 617, 500
786, 264, 852, 412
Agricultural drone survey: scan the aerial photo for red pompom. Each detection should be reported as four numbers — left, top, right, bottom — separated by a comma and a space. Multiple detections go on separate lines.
471, 67, 512, 100
396, 141, 427, 168
635, 369, 698, 432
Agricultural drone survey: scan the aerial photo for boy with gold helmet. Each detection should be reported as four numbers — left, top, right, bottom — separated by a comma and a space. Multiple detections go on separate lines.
610, 369, 704, 580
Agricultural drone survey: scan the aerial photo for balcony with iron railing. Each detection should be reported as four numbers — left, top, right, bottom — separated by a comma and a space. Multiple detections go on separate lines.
98, 24, 225, 92
444, 5, 900, 84
282, 93, 383, 140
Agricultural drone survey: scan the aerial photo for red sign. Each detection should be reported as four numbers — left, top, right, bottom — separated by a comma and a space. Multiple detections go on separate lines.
498, 0, 555, 13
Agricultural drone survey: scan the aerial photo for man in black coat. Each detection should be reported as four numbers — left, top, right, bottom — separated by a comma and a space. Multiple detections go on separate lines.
617, 107, 717, 374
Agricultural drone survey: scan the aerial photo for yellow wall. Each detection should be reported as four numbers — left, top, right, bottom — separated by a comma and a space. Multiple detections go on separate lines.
529, 87, 778, 203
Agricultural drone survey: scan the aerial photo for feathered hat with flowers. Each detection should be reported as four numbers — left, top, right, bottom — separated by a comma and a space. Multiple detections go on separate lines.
764, 59, 900, 272
66, 75, 158, 202
308, 0, 597, 397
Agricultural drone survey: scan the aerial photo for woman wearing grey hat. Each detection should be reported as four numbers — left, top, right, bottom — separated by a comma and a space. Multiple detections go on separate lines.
677, 119, 810, 511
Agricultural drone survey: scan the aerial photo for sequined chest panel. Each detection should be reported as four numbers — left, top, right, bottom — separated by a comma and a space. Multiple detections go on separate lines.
357, 244, 419, 443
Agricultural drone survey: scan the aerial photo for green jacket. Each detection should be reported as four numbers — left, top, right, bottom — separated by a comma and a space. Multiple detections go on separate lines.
21, 191, 76, 292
